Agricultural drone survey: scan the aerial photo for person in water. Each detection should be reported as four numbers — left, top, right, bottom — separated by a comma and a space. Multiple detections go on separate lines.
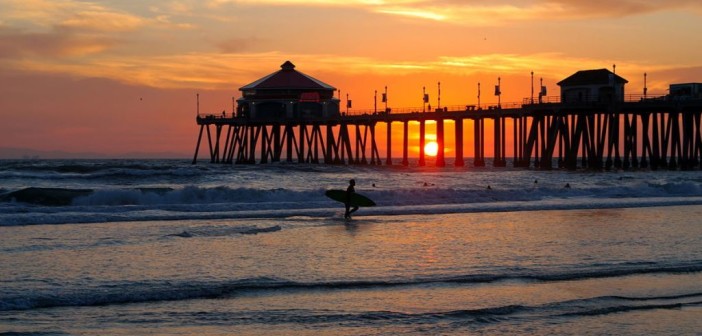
345, 179, 359, 219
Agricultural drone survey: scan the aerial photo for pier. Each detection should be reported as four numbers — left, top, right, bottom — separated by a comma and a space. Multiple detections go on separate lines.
193, 98, 702, 170
192, 63, 702, 170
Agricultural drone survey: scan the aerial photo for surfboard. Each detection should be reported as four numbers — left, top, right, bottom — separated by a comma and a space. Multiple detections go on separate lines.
325, 189, 376, 207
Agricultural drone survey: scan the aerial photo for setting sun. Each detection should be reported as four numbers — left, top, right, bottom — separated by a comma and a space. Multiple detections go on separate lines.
424, 141, 439, 157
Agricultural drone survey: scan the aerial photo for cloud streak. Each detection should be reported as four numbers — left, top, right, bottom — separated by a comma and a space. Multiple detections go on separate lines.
2, 49, 678, 92
57, 10, 145, 32
0, 26, 118, 58
202, 0, 702, 25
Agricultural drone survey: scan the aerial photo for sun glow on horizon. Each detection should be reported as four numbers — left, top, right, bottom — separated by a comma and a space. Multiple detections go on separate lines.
424, 141, 439, 157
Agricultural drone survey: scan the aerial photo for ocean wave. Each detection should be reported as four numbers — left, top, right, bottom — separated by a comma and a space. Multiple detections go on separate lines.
164, 225, 282, 238
16, 295, 693, 330
0, 186, 319, 207
0, 224, 282, 253
2, 263, 701, 311
0, 160, 211, 183
0, 187, 93, 206
0, 160, 182, 174
3, 194, 702, 226
261, 295, 701, 325
551, 293, 702, 318
3, 178, 702, 207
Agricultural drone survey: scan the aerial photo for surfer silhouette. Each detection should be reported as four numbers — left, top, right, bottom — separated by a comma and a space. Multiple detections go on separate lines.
345, 179, 359, 219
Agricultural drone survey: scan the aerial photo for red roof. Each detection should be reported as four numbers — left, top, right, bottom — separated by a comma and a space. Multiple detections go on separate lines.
240, 61, 335, 91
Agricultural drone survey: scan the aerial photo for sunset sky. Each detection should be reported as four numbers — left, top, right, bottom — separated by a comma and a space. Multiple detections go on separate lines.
2, 0, 702, 157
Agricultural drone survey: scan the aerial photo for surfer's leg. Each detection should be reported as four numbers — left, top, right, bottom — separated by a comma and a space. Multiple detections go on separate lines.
349, 205, 359, 215
345, 203, 351, 218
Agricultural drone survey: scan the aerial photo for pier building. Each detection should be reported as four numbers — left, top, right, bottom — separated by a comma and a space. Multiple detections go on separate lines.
669, 83, 702, 100
236, 61, 340, 120
558, 69, 628, 103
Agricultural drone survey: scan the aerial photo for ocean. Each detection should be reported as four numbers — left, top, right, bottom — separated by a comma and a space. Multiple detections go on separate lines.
1, 159, 701, 335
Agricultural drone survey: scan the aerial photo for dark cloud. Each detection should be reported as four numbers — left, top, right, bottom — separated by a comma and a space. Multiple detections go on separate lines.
215, 37, 261, 53
430, 0, 702, 19
0, 26, 118, 58
539, 0, 701, 18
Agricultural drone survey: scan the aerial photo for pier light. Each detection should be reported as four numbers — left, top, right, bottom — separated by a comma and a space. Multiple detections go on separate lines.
539, 77, 544, 103
374, 90, 377, 113
531, 71, 534, 104
496, 77, 502, 108
383, 86, 388, 112
478, 82, 481, 107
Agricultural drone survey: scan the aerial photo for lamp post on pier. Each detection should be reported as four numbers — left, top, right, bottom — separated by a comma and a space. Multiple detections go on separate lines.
530, 71, 534, 104
496, 77, 502, 108
539, 78, 544, 104
477, 82, 481, 108
374, 90, 377, 114
383, 86, 388, 112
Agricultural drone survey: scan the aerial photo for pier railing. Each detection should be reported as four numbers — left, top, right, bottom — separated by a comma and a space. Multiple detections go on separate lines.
197, 94, 671, 120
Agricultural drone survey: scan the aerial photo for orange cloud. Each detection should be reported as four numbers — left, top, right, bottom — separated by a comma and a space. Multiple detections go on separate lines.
3, 0, 144, 29
2, 50, 681, 94
1, 1, 698, 101
57, 10, 145, 32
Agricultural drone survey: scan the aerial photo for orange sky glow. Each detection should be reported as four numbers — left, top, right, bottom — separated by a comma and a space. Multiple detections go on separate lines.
1, 0, 702, 157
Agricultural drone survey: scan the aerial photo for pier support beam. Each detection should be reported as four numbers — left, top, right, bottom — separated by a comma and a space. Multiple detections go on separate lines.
418, 120, 426, 166
474, 119, 485, 166
402, 121, 409, 166
493, 117, 506, 167
192, 124, 204, 164
386, 122, 393, 165
455, 118, 464, 166
436, 119, 445, 167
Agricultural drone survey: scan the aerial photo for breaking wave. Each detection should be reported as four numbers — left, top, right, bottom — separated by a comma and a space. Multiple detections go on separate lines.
2, 261, 701, 311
